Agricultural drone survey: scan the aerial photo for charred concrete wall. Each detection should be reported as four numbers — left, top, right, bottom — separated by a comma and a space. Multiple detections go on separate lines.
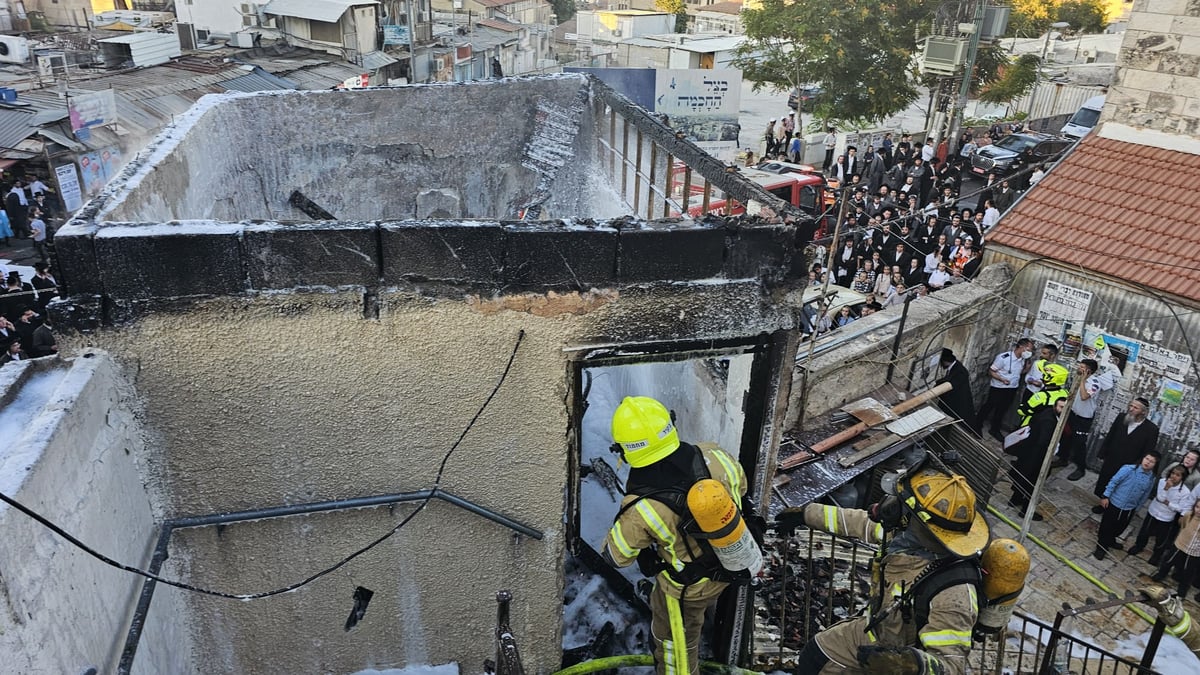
46, 74, 806, 673
0, 354, 194, 674
99, 76, 601, 223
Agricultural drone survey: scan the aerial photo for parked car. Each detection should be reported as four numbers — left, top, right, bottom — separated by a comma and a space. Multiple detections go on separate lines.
787, 85, 824, 112
968, 132, 1073, 178
1061, 95, 1106, 141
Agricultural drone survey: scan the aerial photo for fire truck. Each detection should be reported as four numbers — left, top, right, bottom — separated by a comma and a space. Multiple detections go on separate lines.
674, 162, 836, 239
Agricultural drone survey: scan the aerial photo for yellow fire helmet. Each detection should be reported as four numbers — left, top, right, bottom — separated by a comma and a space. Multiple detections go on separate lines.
1042, 363, 1069, 388
611, 396, 680, 468
899, 468, 990, 558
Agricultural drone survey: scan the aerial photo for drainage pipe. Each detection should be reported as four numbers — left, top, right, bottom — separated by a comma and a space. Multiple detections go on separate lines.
551, 655, 764, 675
986, 505, 1155, 625
119, 489, 542, 674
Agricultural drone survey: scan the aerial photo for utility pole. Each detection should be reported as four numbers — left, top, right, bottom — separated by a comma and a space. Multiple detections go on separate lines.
945, 0, 984, 151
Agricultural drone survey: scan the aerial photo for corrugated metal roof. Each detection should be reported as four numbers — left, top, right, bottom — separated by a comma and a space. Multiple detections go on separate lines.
0, 109, 38, 155
988, 134, 1200, 303
262, 0, 378, 22
283, 62, 366, 90
98, 32, 179, 46
221, 66, 298, 92
361, 50, 399, 71
476, 18, 521, 32
36, 128, 86, 151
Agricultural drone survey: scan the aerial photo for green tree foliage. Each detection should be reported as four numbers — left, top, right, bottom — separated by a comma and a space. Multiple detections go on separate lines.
1057, 0, 1108, 33
971, 43, 1009, 96
733, 0, 935, 125
550, 0, 576, 22
978, 53, 1040, 104
655, 0, 689, 32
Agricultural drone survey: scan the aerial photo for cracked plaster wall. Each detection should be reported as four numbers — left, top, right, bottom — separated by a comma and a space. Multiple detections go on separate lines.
61, 281, 797, 673
1102, 0, 1200, 135
0, 354, 194, 674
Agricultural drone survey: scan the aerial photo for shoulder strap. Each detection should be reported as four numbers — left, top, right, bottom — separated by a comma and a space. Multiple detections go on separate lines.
909, 558, 983, 630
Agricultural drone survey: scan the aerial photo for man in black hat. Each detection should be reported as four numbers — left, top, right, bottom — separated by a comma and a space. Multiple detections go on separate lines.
936, 348, 977, 433
1093, 397, 1161, 508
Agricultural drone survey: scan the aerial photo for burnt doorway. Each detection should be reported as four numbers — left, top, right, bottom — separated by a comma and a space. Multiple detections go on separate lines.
561, 334, 787, 669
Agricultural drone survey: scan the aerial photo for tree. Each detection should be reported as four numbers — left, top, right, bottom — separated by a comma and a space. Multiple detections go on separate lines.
733, 0, 937, 126
971, 43, 1010, 96
550, 0, 576, 23
978, 54, 1040, 106
1057, 0, 1108, 33
655, 0, 689, 33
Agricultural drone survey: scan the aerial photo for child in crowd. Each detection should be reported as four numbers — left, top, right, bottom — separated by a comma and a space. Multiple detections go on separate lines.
1129, 465, 1192, 565
1094, 450, 1159, 560
1153, 498, 1200, 602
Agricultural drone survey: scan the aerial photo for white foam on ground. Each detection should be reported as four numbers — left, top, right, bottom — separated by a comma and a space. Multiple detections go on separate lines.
350, 665, 459, 675
0, 367, 69, 494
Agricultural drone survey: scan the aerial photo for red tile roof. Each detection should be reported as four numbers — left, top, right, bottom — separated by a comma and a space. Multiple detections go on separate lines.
987, 134, 1200, 303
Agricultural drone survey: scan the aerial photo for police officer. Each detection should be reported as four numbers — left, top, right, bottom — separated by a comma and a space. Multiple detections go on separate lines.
776, 463, 991, 675
601, 396, 754, 675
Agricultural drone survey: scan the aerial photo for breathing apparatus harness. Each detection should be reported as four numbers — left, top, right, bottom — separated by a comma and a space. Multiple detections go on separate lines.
611, 441, 764, 588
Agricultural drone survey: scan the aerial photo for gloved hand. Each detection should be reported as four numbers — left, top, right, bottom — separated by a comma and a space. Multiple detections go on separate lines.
637, 548, 666, 577
868, 495, 905, 529
773, 507, 807, 537
856, 645, 930, 675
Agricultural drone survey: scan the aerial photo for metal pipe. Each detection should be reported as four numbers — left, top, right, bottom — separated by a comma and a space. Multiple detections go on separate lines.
119, 490, 543, 674
1017, 375, 1081, 543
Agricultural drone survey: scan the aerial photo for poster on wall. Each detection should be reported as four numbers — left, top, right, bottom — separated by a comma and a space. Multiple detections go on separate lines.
77, 146, 123, 196
1159, 379, 1186, 406
1139, 342, 1194, 380
1032, 280, 1092, 348
653, 69, 741, 162
54, 163, 83, 212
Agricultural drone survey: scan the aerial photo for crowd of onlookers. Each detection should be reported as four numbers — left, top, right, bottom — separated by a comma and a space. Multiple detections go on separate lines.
780, 123, 1043, 335
0, 262, 58, 365
0, 175, 59, 264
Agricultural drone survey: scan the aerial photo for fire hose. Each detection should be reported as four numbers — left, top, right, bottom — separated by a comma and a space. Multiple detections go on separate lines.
550, 655, 765, 675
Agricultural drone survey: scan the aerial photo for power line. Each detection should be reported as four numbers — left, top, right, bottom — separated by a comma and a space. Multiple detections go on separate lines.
0, 329, 526, 601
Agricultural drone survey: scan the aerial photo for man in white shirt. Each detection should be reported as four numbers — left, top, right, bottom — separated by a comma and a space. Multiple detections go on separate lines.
822, 127, 837, 173
1059, 359, 1111, 481
979, 338, 1034, 440
1022, 342, 1059, 407
921, 139, 936, 163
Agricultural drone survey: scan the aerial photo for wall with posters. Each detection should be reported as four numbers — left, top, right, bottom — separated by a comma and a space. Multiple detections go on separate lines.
985, 253, 1200, 459
76, 146, 122, 197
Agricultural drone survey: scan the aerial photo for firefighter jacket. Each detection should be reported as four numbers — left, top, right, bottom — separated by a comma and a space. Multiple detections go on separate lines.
603, 442, 748, 602
1016, 388, 1068, 427
803, 503, 977, 675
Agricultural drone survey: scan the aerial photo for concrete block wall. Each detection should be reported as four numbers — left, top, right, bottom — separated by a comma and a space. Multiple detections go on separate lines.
1106, 0, 1200, 135
786, 265, 1015, 428
0, 354, 194, 674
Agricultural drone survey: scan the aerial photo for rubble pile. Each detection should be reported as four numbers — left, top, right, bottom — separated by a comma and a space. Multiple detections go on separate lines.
752, 533, 874, 669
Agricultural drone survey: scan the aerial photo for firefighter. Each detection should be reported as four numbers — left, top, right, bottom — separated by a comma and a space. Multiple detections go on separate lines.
601, 396, 759, 675
1145, 585, 1200, 658
775, 463, 992, 675
1016, 362, 1070, 427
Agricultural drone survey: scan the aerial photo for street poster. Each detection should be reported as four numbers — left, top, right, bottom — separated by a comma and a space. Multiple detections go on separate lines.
54, 163, 83, 212
1033, 280, 1092, 348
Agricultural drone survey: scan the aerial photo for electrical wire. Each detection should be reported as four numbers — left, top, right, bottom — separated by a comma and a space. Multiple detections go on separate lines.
0, 329, 527, 601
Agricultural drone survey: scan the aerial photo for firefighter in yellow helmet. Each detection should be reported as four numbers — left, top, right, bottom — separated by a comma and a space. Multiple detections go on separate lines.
775, 462, 993, 675
601, 396, 761, 675
1016, 362, 1070, 427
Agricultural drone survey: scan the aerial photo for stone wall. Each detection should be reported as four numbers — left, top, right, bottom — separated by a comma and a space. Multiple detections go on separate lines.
0, 354, 194, 674
1103, 0, 1200, 135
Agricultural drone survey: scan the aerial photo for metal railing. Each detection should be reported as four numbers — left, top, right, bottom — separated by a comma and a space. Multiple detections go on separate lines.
757, 528, 1163, 674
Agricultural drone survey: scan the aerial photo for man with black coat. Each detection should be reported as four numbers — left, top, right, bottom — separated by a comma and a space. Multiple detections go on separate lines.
1009, 396, 1068, 520
1093, 397, 1161, 503
936, 348, 978, 433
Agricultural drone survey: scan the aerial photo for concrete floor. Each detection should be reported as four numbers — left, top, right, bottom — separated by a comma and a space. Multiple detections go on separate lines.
988, 442, 1199, 656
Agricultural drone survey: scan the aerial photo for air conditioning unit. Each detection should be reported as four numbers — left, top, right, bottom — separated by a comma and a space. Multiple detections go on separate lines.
434, 56, 446, 70
36, 52, 66, 78
1082, 47, 1096, 63
920, 36, 967, 75
0, 36, 29, 65
611, 29, 622, 37
197, 29, 211, 43
229, 31, 256, 48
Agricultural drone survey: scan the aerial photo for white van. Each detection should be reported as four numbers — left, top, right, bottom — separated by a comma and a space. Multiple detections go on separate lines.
1061, 95, 1106, 141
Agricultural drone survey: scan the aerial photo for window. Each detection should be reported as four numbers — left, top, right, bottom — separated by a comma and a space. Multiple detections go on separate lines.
769, 184, 794, 204
309, 19, 342, 43
994, 135, 1037, 152
799, 186, 818, 214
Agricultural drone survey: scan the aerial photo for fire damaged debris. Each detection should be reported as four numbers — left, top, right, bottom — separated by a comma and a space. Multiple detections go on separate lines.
288, 190, 336, 220
561, 621, 617, 672
753, 534, 874, 669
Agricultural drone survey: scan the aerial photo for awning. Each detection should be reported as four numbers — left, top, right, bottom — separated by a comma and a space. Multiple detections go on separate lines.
261, 0, 379, 23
